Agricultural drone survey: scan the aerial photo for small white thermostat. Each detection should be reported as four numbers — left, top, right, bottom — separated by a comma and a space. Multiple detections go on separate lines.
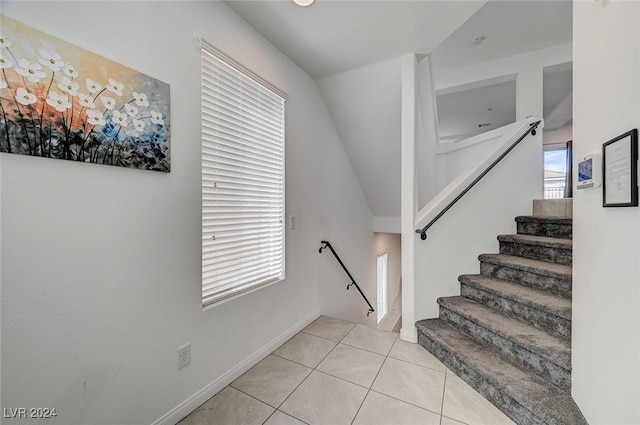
577, 153, 602, 189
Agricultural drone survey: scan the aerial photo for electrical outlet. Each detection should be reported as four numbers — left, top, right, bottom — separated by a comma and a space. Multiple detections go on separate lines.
177, 343, 191, 370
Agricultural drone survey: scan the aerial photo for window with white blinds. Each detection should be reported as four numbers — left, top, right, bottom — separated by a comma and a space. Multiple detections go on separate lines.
201, 40, 286, 308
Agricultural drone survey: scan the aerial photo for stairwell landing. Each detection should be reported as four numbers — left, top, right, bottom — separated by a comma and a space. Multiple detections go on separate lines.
416, 203, 588, 425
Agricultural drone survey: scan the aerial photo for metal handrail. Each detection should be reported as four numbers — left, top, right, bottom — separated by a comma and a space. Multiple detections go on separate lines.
319, 240, 375, 317
416, 120, 541, 240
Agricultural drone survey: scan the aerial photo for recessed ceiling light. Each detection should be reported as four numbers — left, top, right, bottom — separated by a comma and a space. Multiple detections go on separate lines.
293, 0, 315, 6
472, 36, 486, 46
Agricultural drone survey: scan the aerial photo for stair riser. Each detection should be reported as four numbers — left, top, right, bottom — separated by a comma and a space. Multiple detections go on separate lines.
517, 221, 572, 239
439, 306, 571, 392
417, 330, 547, 425
480, 262, 571, 298
499, 241, 572, 265
460, 284, 571, 342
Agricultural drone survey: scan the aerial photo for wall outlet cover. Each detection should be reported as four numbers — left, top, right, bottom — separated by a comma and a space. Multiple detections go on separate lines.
177, 343, 191, 370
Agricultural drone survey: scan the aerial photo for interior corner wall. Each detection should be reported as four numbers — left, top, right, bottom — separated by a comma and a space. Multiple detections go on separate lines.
572, 2, 640, 424
0, 2, 373, 425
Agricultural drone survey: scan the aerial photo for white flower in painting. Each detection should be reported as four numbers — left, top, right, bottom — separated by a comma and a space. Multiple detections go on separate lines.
0, 79, 7, 89
132, 91, 149, 107
0, 36, 12, 48
46, 90, 72, 112
16, 87, 37, 105
86, 109, 106, 126
15, 58, 46, 83
101, 96, 116, 110
150, 110, 164, 125
63, 63, 79, 78
57, 76, 79, 96
111, 110, 128, 126
38, 49, 64, 72
85, 78, 102, 94
124, 103, 138, 117
78, 93, 96, 109
132, 119, 145, 133
0, 55, 13, 69
106, 78, 123, 96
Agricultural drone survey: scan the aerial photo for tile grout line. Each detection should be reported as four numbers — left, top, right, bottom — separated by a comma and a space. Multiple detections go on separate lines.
268, 321, 449, 424
269, 319, 418, 424
349, 332, 449, 423
182, 318, 457, 425
271, 324, 356, 425
439, 371, 449, 425
349, 332, 391, 425
366, 388, 444, 417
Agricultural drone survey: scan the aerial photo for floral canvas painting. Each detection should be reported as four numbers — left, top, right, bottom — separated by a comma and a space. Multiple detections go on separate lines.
0, 15, 170, 172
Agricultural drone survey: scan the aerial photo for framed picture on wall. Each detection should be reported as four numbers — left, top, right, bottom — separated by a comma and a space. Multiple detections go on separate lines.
0, 15, 171, 172
602, 129, 638, 207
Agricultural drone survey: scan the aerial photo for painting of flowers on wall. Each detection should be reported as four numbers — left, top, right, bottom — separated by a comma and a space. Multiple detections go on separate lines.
0, 15, 170, 172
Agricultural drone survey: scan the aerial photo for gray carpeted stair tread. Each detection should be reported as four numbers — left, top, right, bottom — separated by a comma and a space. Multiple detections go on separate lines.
515, 216, 573, 225
416, 319, 588, 425
497, 234, 572, 250
498, 233, 572, 266
415, 215, 583, 422
438, 296, 571, 370
515, 216, 572, 239
459, 274, 571, 320
479, 253, 571, 279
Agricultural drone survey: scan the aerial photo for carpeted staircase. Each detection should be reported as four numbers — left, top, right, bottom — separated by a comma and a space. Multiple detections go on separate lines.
416, 215, 588, 425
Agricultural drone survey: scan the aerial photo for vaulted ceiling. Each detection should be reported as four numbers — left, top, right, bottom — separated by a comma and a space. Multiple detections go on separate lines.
225, 1, 486, 79
226, 0, 573, 222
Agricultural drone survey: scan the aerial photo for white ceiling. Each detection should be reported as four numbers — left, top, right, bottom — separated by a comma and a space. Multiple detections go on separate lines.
437, 79, 516, 142
225, 0, 486, 79
431, 0, 573, 139
430, 0, 573, 70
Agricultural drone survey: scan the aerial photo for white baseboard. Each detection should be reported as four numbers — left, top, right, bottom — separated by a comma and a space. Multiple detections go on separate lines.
400, 327, 418, 343
152, 309, 321, 425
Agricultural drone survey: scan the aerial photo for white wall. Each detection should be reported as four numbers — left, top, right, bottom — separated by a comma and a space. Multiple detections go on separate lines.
433, 43, 572, 123
317, 57, 403, 223
572, 2, 640, 424
412, 119, 543, 323
434, 129, 511, 195
416, 55, 439, 211
400, 54, 418, 342
0, 2, 374, 424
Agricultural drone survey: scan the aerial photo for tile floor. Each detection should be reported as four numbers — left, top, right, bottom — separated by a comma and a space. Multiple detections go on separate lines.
178, 316, 516, 425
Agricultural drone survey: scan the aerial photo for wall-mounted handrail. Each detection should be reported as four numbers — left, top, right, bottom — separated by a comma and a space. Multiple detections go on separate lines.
416, 120, 541, 240
319, 240, 375, 317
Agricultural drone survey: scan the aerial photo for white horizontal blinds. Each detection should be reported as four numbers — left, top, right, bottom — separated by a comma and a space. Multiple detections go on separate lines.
201, 40, 286, 307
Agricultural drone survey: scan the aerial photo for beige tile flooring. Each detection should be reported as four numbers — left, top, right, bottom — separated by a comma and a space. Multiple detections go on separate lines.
178, 316, 516, 425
